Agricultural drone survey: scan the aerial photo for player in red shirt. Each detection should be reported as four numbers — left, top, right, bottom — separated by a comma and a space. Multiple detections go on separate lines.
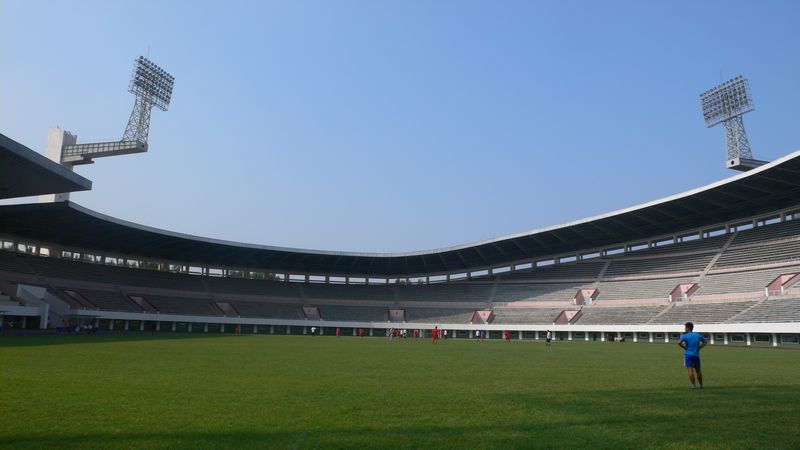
504, 329, 511, 343
358, 328, 364, 340
432, 326, 440, 344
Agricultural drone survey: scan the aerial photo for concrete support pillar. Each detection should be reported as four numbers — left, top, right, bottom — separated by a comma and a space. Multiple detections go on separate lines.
253, 325, 258, 334
303, 326, 307, 335
286, 326, 291, 335
270, 325, 274, 334
664, 334, 669, 343
39, 127, 77, 203
649, 332, 653, 343
584, 333, 589, 341
746, 333, 752, 346
353, 328, 357, 336
156, 322, 161, 332
534, 330, 539, 340
139, 321, 144, 331
124, 320, 129, 331
601, 332, 605, 342
710, 334, 715, 345
370, 328, 374, 337
109, 320, 114, 331
518, 330, 523, 340
772, 333, 778, 347
22, 316, 27, 329
204, 323, 208, 332
188, 323, 193, 333
568, 331, 572, 341
172, 322, 177, 332
633, 333, 638, 343
724, 333, 728, 345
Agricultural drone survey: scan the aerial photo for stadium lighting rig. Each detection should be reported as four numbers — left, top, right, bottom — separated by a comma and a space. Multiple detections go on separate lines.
41, 56, 174, 202
700, 76, 766, 171
122, 56, 175, 144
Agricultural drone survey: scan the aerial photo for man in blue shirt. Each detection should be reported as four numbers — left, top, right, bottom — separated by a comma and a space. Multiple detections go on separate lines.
678, 322, 706, 389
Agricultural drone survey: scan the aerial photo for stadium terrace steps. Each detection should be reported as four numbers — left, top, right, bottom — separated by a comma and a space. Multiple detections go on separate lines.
396, 283, 493, 303
404, 308, 475, 324
627, 234, 728, 255
595, 278, 692, 301
71, 288, 141, 312
489, 308, 563, 324
697, 265, 800, 296
713, 240, 800, 269
0, 251, 35, 274
25, 257, 111, 283
603, 254, 712, 277
317, 305, 388, 322
572, 306, 665, 325
304, 283, 395, 301
144, 295, 224, 316
496, 262, 605, 281
1, 214, 800, 322
730, 219, 800, 246
231, 301, 303, 319
492, 283, 588, 303
729, 297, 800, 323
648, 301, 758, 324
105, 266, 206, 291
205, 276, 302, 298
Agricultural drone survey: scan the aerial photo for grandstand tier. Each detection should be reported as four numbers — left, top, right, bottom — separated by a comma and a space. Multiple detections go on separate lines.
1, 134, 799, 344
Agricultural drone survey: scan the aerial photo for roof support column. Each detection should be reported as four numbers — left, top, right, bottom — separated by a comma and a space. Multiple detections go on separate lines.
39, 127, 77, 203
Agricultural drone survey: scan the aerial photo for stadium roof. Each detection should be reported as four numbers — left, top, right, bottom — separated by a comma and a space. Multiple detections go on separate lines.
1, 150, 800, 276
0, 133, 92, 199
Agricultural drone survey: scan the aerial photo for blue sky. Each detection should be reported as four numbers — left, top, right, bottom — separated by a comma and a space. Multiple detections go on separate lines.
1, 0, 799, 252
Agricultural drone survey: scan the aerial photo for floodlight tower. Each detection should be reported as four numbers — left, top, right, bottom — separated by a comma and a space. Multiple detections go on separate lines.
699, 76, 766, 171
40, 56, 174, 202
122, 56, 175, 144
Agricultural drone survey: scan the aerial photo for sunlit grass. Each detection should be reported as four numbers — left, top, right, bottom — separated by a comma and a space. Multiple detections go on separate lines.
1, 334, 798, 449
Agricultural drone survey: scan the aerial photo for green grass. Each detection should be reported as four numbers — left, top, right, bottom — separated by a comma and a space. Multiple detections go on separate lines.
1, 334, 798, 449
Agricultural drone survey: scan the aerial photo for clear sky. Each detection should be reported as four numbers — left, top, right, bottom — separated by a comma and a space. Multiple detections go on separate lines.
1, 0, 799, 252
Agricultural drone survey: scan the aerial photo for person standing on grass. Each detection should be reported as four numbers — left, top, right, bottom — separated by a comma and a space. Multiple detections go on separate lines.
679, 322, 706, 389
546, 330, 552, 347
358, 328, 365, 340
504, 329, 511, 343
432, 326, 439, 344
336, 327, 341, 338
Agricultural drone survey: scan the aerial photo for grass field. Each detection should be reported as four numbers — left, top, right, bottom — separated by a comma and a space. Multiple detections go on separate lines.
1, 334, 798, 449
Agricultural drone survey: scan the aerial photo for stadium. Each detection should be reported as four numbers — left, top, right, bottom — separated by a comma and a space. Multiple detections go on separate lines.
2, 130, 800, 345
3, 4, 800, 448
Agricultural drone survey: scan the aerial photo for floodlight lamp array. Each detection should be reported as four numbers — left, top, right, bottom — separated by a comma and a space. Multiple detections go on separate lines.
699, 76, 753, 128
128, 56, 174, 111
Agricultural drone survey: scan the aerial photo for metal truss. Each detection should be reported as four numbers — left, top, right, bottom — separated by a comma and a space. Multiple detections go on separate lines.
723, 115, 753, 161
122, 96, 154, 144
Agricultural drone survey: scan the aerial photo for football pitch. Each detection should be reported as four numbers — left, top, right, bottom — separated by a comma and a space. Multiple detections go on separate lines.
1, 334, 798, 449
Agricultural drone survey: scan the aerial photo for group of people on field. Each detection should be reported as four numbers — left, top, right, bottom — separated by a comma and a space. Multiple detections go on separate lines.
308, 319, 707, 388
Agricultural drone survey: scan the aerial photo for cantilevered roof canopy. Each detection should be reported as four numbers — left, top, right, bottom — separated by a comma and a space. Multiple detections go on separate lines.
0, 134, 92, 199
1, 150, 799, 276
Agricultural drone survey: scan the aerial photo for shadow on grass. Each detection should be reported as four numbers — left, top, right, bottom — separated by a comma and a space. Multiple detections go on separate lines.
0, 332, 257, 348
3, 386, 798, 449
491, 384, 800, 448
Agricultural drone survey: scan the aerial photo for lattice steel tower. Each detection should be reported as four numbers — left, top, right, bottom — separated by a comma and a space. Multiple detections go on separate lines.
123, 56, 175, 144
40, 56, 175, 202
700, 76, 765, 171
